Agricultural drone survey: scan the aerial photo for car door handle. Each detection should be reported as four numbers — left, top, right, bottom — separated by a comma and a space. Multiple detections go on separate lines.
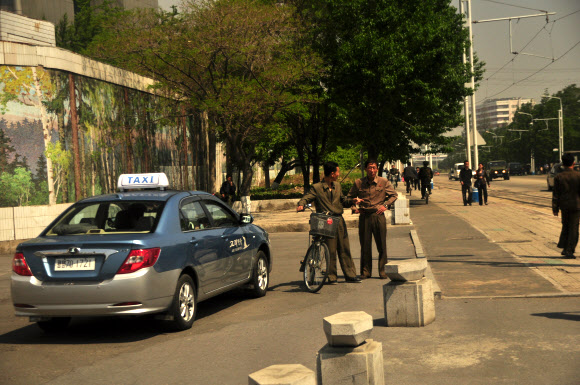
221, 235, 228, 240
190, 238, 198, 244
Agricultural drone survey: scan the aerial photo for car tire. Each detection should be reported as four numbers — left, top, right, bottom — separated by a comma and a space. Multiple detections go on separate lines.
251, 251, 269, 298
168, 274, 197, 331
37, 317, 71, 333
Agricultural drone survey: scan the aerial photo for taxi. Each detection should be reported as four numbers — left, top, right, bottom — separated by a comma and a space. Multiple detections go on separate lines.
11, 173, 271, 332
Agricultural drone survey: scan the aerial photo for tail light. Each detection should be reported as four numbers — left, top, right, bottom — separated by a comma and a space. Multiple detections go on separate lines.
116, 248, 160, 274
13, 252, 32, 276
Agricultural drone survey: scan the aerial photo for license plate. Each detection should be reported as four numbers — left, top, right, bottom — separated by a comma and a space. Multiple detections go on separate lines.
54, 257, 96, 271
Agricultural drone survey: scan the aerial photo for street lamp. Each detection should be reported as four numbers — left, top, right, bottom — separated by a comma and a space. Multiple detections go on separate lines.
542, 94, 564, 161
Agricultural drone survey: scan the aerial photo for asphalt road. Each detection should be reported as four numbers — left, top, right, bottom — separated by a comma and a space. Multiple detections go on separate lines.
436, 174, 551, 208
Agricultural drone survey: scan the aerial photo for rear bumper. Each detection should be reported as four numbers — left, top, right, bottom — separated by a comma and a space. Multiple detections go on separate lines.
11, 268, 179, 317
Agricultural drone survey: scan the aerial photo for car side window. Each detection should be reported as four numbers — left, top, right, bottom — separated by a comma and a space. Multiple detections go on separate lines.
180, 201, 211, 231
203, 201, 237, 228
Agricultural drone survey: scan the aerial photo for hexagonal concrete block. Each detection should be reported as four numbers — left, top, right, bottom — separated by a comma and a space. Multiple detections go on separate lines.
323, 311, 373, 347
248, 364, 315, 385
384, 258, 427, 282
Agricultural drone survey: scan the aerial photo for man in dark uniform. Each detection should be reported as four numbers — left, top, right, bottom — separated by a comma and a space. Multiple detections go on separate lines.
297, 161, 361, 283
403, 162, 416, 194
459, 160, 473, 206
552, 153, 580, 259
348, 159, 398, 279
220, 175, 236, 206
418, 161, 433, 199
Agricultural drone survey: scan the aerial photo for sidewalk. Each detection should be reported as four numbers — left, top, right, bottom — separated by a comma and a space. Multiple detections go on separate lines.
251, 185, 580, 297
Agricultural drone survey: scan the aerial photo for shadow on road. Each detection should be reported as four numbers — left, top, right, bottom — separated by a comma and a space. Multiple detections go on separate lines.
531, 311, 580, 322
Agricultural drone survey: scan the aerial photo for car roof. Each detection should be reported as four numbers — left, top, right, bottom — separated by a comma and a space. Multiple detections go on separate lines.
78, 190, 214, 204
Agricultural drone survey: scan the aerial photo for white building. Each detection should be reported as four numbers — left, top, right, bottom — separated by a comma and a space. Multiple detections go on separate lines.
476, 97, 535, 130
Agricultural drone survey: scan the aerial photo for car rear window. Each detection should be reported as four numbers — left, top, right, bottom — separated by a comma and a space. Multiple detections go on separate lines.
45, 201, 164, 236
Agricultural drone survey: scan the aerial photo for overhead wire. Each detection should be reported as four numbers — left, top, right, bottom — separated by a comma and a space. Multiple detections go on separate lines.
482, 0, 547, 13
482, 39, 580, 100
476, 5, 580, 103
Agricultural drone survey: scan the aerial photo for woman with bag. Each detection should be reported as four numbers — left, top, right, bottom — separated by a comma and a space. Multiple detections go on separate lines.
475, 163, 491, 205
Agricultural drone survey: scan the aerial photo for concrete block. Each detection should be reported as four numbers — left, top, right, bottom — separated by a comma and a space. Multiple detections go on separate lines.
323, 311, 373, 347
317, 339, 384, 385
384, 259, 427, 282
249, 364, 315, 385
383, 277, 435, 327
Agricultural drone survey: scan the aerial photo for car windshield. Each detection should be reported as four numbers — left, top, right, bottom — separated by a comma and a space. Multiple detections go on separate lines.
45, 201, 164, 236
489, 162, 506, 168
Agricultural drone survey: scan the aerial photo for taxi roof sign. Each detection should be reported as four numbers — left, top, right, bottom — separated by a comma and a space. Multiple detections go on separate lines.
117, 173, 169, 191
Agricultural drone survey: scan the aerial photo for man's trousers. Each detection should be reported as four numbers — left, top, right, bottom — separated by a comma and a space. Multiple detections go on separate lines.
558, 209, 580, 255
358, 212, 388, 277
325, 217, 357, 281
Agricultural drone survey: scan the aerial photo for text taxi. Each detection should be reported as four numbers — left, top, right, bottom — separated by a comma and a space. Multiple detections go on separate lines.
11, 173, 271, 332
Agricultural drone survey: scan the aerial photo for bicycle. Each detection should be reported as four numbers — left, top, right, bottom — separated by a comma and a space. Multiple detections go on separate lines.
388, 173, 399, 188
298, 204, 338, 293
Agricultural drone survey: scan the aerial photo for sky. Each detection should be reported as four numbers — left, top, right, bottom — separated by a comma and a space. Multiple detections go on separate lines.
158, 0, 580, 105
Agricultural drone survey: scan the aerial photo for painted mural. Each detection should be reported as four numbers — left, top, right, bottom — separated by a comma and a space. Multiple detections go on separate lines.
0, 65, 213, 207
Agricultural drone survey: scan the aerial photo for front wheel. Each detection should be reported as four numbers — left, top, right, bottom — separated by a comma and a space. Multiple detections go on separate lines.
251, 251, 269, 297
303, 241, 329, 293
167, 275, 197, 331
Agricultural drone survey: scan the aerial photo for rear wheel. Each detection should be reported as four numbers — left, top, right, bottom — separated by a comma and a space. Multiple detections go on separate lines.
251, 251, 269, 297
37, 317, 71, 333
303, 242, 329, 293
168, 275, 197, 331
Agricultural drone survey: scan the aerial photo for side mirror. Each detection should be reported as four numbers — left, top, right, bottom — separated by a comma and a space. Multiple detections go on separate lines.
240, 213, 253, 224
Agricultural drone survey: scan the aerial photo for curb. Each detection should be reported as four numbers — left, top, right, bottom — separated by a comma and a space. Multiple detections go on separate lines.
410, 229, 442, 299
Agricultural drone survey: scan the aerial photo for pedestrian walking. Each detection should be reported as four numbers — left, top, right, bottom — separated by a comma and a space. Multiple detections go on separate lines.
403, 162, 416, 195
552, 153, 580, 259
220, 175, 237, 207
297, 161, 361, 283
459, 160, 473, 206
414, 167, 420, 190
418, 161, 433, 199
475, 163, 491, 205
348, 159, 398, 279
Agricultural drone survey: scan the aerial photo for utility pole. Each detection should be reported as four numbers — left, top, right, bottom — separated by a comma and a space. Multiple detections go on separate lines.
466, 0, 479, 169
460, 0, 472, 167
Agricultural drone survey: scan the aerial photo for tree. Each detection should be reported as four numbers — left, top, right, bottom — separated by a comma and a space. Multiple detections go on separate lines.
0, 66, 58, 204
0, 120, 15, 174
45, 141, 72, 203
0, 167, 33, 206
296, 0, 482, 161
86, 1, 324, 195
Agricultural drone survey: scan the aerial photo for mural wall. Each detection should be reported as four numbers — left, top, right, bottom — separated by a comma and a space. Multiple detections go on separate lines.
0, 65, 215, 207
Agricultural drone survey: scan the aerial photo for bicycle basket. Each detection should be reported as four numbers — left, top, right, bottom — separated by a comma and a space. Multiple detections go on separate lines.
309, 213, 339, 238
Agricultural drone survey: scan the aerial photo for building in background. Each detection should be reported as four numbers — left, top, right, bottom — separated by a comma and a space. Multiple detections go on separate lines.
0, 0, 158, 25
476, 97, 535, 131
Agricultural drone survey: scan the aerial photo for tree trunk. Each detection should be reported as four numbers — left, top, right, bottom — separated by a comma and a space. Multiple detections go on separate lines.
32, 67, 56, 205
181, 105, 189, 190
271, 159, 298, 189
124, 89, 134, 174
263, 162, 270, 188
68, 74, 81, 201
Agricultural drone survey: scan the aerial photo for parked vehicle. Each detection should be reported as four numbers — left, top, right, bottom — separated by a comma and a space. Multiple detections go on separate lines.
547, 163, 580, 191
448, 163, 464, 180
508, 162, 523, 176
488, 160, 509, 180
11, 173, 271, 332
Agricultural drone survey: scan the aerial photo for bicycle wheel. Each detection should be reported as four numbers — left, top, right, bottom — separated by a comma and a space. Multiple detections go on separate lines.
303, 241, 329, 293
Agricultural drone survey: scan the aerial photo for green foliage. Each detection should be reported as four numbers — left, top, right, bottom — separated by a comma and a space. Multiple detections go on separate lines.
298, 0, 478, 161
325, 145, 361, 171
56, 0, 123, 54
0, 168, 33, 206
45, 141, 72, 202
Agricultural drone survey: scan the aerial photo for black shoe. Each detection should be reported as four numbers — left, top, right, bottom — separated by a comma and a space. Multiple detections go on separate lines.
345, 276, 362, 283
327, 279, 338, 285
561, 250, 567, 256
563, 254, 576, 259
469, 203, 472, 206
464, 203, 467, 206
485, 202, 488, 205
